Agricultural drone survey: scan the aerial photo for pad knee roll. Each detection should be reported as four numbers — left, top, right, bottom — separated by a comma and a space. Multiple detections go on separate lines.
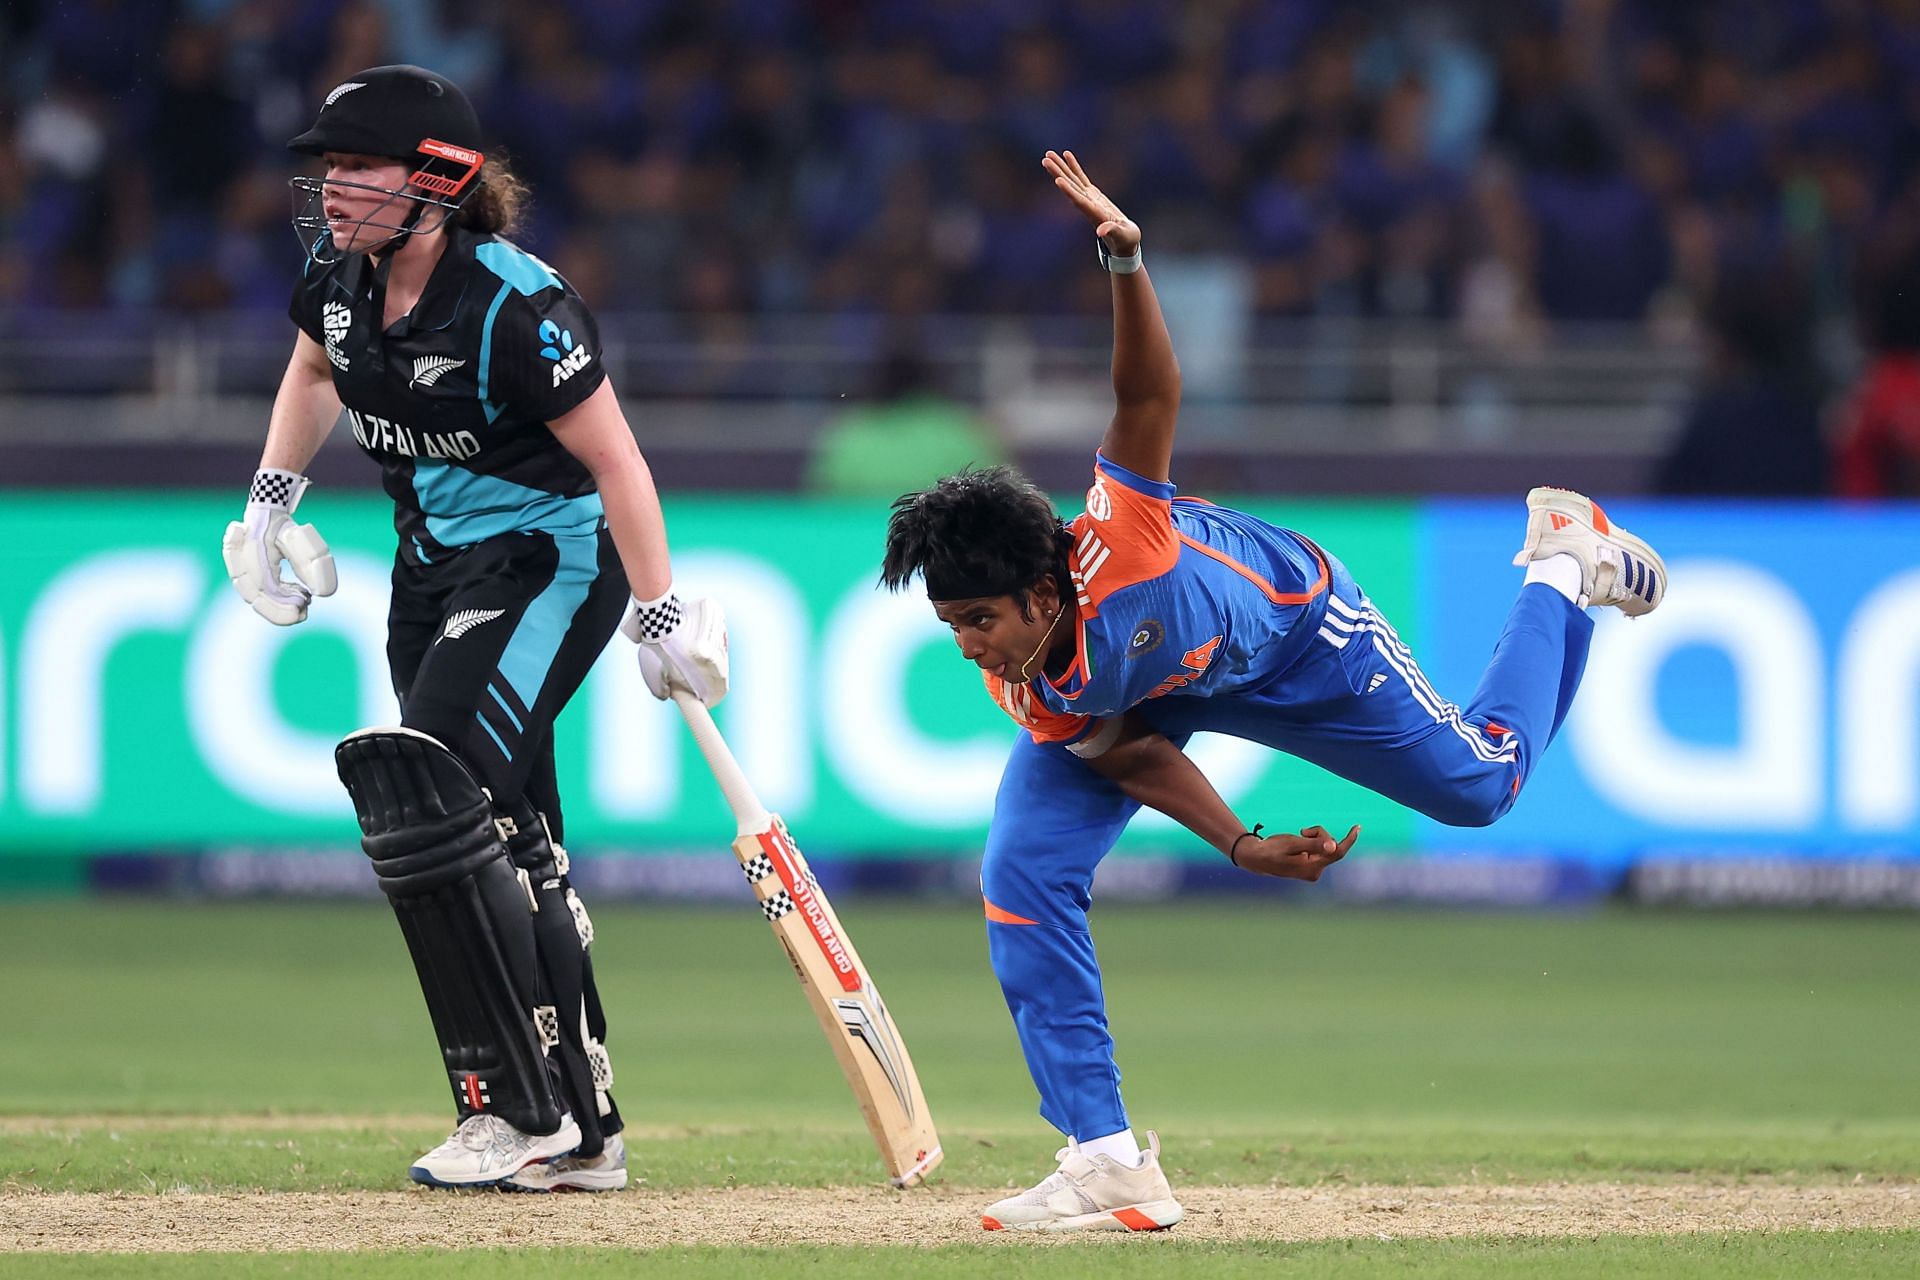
336, 727, 565, 1137
338, 726, 506, 895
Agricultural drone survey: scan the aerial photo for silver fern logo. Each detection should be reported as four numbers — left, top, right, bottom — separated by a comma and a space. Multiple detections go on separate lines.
442, 608, 505, 640
324, 81, 367, 108
410, 356, 466, 389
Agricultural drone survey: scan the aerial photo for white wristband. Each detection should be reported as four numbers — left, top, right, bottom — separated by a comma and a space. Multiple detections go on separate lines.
1097, 240, 1142, 274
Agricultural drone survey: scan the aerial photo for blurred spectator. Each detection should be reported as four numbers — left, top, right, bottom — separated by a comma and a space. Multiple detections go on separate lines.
1834, 244, 1920, 497
1657, 271, 1830, 496
805, 346, 1004, 497
1, 0, 1919, 354
1524, 110, 1672, 324
148, 24, 255, 309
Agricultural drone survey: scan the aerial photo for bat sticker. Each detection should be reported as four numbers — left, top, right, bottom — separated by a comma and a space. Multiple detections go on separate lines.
832, 991, 916, 1120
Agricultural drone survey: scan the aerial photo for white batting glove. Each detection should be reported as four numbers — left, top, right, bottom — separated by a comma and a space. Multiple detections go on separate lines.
221, 468, 338, 626
620, 589, 729, 707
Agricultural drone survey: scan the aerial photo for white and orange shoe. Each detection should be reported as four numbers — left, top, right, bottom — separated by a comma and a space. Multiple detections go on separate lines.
1512, 487, 1666, 617
980, 1132, 1183, 1233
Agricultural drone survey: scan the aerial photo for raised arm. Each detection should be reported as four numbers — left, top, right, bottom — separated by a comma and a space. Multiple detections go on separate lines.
1043, 149, 1180, 482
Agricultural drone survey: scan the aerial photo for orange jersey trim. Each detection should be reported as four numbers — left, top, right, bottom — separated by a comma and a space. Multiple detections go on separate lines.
983, 669, 1093, 743
1070, 484, 1180, 615
1044, 617, 1091, 699
1175, 532, 1328, 606
984, 897, 1039, 926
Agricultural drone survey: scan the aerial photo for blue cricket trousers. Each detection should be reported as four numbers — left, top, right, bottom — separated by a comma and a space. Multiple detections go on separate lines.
979, 579, 1593, 1139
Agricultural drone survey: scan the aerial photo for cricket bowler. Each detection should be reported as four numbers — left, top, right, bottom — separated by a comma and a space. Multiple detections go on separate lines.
881, 149, 1668, 1232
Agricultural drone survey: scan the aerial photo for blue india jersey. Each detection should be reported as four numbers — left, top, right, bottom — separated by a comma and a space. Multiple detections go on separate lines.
985, 453, 1333, 748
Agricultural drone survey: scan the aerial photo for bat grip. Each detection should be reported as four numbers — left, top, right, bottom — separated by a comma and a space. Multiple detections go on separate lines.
670, 690, 771, 833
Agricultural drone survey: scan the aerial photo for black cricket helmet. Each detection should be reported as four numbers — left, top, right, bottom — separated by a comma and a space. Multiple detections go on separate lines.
288, 65, 485, 264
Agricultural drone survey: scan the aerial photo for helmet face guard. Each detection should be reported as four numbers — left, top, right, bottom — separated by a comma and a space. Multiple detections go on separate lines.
290, 138, 484, 265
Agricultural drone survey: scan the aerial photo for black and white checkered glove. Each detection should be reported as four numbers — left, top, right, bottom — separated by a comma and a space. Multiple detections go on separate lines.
220, 468, 338, 626
619, 588, 729, 706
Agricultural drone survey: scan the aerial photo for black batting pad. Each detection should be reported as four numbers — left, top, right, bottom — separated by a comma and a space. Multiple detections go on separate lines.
335, 728, 564, 1137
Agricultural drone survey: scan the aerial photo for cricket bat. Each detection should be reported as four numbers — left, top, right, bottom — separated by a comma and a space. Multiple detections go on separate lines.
671, 690, 943, 1187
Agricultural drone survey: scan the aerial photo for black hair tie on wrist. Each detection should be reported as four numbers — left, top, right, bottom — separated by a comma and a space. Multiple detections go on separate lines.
1228, 823, 1266, 867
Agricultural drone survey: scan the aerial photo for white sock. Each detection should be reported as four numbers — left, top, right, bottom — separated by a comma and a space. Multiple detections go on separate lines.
1080, 1128, 1145, 1168
1523, 553, 1585, 606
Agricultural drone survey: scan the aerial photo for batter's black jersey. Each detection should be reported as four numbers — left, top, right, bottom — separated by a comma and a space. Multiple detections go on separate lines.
290, 225, 610, 563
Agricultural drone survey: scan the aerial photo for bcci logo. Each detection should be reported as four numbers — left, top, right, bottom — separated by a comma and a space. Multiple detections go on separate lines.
1126, 619, 1165, 659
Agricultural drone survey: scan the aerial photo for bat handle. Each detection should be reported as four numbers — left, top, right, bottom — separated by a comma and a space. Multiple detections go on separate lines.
670, 690, 771, 833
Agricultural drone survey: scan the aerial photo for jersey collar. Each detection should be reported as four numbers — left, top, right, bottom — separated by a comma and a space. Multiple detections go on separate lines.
373, 224, 477, 338
391, 224, 478, 335
1039, 615, 1090, 700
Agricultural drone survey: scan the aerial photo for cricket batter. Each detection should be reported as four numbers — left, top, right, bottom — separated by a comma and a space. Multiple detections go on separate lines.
882, 151, 1668, 1232
224, 65, 727, 1189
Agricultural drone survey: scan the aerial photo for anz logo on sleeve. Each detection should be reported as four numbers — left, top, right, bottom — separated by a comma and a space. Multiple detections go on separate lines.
539, 318, 593, 388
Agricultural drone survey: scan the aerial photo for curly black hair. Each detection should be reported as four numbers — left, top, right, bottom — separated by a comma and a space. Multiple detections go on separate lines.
881, 466, 1074, 617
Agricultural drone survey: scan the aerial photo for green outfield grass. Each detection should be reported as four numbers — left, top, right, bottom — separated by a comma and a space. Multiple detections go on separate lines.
8, 1234, 1920, 1279
2, 900, 1916, 1273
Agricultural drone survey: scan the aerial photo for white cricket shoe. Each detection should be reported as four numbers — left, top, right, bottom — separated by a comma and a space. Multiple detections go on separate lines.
408, 1113, 582, 1188
502, 1131, 629, 1192
981, 1132, 1184, 1232
1511, 487, 1666, 617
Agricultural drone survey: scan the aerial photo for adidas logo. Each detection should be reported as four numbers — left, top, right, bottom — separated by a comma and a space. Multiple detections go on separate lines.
1368, 673, 1388, 693
410, 355, 466, 389
1619, 551, 1659, 604
442, 608, 505, 640
1549, 513, 1574, 531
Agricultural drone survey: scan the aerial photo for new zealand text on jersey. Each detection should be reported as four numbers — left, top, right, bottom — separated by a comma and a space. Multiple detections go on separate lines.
347, 408, 483, 460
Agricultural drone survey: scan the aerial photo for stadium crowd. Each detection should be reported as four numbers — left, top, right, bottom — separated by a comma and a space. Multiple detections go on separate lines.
5, 0, 1920, 492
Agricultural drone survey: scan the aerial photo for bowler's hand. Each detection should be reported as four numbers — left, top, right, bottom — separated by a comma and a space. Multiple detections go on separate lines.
1043, 149, 1141, 256
1232, 824, 1359, 881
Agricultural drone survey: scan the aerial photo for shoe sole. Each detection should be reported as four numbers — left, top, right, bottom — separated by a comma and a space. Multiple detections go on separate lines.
1519, 487, 1665, 617
408, 1118, 583, 1189
501, 1168, 630, 1193
982, 1197, 1184, 1232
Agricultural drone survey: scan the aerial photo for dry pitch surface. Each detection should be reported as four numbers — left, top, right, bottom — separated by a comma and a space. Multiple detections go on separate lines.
5, 1183, 1915, 1252
4, 1116, 1915, 1251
